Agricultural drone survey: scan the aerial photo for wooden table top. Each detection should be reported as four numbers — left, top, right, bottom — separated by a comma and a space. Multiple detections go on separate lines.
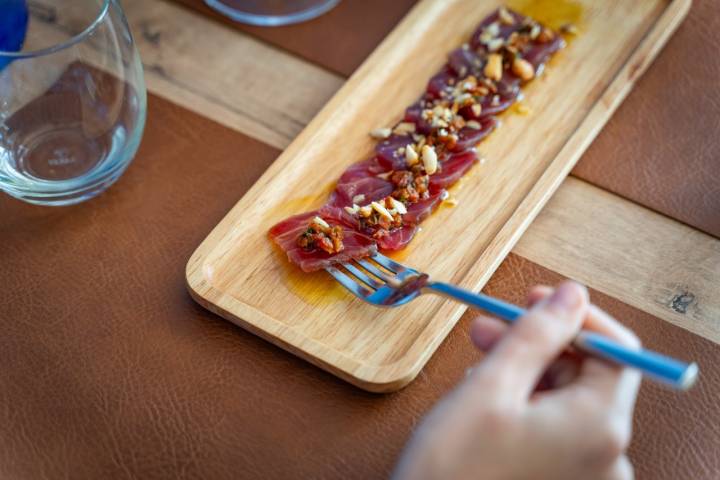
2, 1, 719, 478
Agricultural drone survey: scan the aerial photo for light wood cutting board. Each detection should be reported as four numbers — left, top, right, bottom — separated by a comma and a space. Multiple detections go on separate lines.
187, 0, 691, 392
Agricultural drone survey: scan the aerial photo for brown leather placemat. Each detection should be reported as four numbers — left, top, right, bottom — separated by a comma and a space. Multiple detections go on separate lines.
172, 0, 418, 77
172, 0, 720, 238
1, 94, 717, 479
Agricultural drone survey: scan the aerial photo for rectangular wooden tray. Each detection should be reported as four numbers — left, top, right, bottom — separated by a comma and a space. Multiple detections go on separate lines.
187, 0, 690, 392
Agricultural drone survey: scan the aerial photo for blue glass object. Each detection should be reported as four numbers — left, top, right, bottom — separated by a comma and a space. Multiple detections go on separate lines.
0, 0, 29, 70
205, 0, 339, 27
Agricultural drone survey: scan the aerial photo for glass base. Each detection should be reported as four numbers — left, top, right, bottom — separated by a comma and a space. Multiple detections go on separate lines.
0, 103, 146, 207
3, 164, 130, 206
204, 0, 340, 26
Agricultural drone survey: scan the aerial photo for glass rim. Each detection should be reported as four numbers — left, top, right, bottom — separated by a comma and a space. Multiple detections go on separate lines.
0, 0, 111, 59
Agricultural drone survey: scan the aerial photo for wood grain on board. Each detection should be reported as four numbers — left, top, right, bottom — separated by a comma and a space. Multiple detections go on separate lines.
187, 0, 691, 390
173, 0, 720, 239
2, 94, 717, 479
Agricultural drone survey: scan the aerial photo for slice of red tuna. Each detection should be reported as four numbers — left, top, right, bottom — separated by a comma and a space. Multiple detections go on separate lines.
269, 206, 377, 272
429, 150, 478, 192
375, 134, 416, 171
329, 159, 394, 207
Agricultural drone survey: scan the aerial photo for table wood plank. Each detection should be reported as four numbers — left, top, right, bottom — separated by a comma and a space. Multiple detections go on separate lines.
118, 0, 720, 341
518, 177, 720, 343
123, 0, 343, 149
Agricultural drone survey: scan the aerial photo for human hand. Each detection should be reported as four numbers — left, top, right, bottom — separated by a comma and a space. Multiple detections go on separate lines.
392, 281, 642, 480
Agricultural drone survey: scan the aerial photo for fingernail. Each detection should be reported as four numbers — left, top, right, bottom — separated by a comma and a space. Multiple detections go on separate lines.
548, 282, 583, 310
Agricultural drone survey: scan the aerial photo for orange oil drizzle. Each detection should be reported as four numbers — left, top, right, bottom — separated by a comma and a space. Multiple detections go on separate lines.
271, 242, 348, 307
507, 0, 584, 31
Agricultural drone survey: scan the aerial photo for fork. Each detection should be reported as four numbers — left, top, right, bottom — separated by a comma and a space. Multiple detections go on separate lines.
326, 253, 698, 390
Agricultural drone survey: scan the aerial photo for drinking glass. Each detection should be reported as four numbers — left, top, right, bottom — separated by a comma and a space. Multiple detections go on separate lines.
205, 0, 340, 26
0, 0, 146, 206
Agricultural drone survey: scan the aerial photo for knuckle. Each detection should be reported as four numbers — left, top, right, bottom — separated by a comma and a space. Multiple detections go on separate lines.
516, 313, 557, 347
592, 419, 631, 465
479, 404, 519, 435
570, 394, 631, 466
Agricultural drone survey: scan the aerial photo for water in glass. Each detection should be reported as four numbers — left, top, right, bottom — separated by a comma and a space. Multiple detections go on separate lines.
0, 0, 146, 206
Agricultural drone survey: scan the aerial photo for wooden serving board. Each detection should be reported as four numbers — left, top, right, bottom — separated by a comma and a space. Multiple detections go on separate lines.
187, 0, 690, 392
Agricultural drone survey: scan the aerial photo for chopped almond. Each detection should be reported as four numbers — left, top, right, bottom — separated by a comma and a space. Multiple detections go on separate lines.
537, 28, 555, 43
487, 38, 505, 52
421, 145, 438, 175
484, 53, 503, 82
405, 144, 419, 166
387, 197, 407, 215
371, 201, 394, 221
498, 7, 514, 25
529, 24, 541, 40
512, 57, 535, 81
393, 122, 416, 135
370, 127, 392, 139
311, 216, 330, 230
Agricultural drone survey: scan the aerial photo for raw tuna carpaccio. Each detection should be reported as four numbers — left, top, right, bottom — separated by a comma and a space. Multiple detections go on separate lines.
269, 206, 377, 272
270, 7, 567, 272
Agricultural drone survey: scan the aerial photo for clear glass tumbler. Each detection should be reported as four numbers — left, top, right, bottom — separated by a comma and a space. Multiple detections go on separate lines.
0, 0, 146, 206
205, 0, 340, 27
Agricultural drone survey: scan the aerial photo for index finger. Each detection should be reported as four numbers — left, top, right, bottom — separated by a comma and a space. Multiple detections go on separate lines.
470, 282, 588, 403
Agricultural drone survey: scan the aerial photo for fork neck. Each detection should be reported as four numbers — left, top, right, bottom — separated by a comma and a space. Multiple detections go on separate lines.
424, 281, 525, 322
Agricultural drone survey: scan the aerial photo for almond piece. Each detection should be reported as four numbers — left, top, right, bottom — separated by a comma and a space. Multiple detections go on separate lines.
405, 144, 419, 166
388, 197, 407, 215
537, 28, 555, 43
393, 122, 416, 135
371, 201, 394, 221
529, 24, 541, 40
370, 128, 392, 139
487, 38, 505, 52
484, 53, 503, 82
421, 145, 438, 175
486, 22, 500, 38
359, 205, 373, 217
512, 57, 535, 81
312, 216, 330, 229
498, 7, 514, 25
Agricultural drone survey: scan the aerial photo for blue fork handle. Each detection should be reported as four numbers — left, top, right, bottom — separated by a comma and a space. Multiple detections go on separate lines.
426, 282, 698, 390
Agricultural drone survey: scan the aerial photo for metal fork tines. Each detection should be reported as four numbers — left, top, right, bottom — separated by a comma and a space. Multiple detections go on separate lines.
325, 253, 422, 307
324, 253, 698, 390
